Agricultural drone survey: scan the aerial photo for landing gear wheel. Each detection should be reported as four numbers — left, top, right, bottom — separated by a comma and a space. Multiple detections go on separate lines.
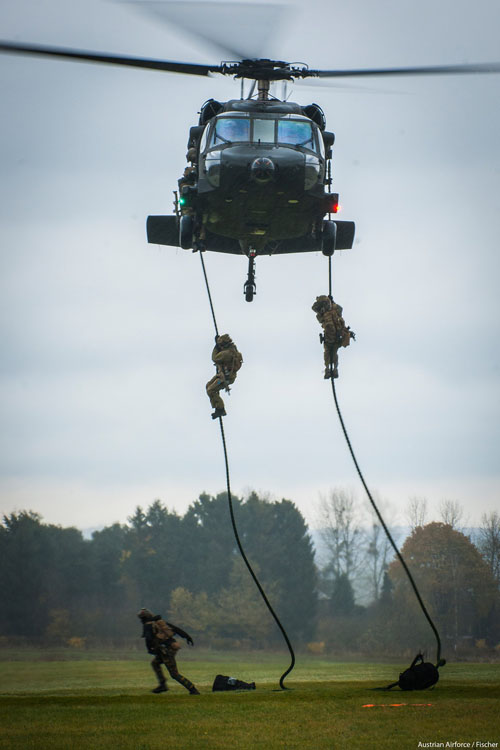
244, 282, 255, 302
322, 219, 337, 256
179, 214, 194, 249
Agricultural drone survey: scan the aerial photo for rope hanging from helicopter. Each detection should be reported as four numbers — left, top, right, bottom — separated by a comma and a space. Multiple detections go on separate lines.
325, 256, 443, 668
198, 251, 296, 691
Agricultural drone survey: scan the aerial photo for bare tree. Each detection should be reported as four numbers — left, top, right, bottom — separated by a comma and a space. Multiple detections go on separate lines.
439, 499, 465, 530
476, 511, 500, 587
407, 496, 428, 530
363, 522, 392, 602
317, 488, 363, 583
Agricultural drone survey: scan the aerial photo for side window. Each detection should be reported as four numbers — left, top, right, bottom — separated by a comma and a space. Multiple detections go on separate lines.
199, 124, 211, 154
253, 119, 276, 144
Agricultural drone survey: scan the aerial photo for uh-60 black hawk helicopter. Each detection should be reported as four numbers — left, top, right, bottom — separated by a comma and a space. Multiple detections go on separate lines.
1, 26, 500, 302
151, 58, 354, 302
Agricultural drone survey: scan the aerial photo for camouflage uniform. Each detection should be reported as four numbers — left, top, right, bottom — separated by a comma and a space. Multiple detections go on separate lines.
206, 334, 243, 418
312, 295, 353, 379
137, 608, 199, 694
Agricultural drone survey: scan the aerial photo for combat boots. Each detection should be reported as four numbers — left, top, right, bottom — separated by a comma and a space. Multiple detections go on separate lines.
324, 366, 338, 379
189, 687, 200, 695
211, 407, 226, 419
152, 682, 168, 693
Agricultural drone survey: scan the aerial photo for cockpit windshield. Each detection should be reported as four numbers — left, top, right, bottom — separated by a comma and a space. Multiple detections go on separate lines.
207, 115, 318, 153
277, 120, 315, 150
212, 118, 250, 145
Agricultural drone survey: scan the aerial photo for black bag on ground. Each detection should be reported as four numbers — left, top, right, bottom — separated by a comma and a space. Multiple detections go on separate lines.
385, 653, 444, 691
212, 674, 256, 692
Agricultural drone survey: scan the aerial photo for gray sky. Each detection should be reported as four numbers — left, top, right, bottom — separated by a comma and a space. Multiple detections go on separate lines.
1, 0, 499, 532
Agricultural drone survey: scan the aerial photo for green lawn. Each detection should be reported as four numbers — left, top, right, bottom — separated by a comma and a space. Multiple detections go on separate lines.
0, 652, 498, 749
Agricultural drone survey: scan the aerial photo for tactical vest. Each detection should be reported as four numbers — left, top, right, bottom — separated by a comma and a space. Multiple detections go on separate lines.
218, 347, 242, 379
151, 619, 175, 644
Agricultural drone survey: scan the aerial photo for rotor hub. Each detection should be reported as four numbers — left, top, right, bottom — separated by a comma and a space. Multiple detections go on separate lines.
221, 59, 310, 81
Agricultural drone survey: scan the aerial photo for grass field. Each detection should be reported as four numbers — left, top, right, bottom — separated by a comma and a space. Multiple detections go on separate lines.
0, 651, 499, 749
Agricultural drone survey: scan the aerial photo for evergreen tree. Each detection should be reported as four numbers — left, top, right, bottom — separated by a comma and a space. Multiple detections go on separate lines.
121, 500, 187, 612
237, 493, 317, 643
0, 511, 91, 638
329, 573, 356, 616
183, 492, 239, 596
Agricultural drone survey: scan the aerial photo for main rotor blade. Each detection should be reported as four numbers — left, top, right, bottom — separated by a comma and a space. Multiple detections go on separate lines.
123, 1, 291, 61
0, 40, 222, 76
308, 62, 500, 79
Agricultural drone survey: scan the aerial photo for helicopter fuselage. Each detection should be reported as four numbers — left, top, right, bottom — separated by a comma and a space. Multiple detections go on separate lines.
172, 98, 345, 255
194, 103, 326, 251
198, 141, 324, 249
146, 93, 355, 301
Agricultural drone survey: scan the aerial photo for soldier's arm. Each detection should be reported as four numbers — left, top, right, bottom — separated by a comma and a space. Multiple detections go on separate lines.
166, 622, 194, 646
212, 349, 232, 366
143, 623, 157, 654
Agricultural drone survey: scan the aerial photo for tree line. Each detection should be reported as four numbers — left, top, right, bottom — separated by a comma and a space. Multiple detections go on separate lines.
0, 490, 499, 657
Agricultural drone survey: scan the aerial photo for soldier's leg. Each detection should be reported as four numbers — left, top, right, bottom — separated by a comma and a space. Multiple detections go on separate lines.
162, 650, 199, 694
331, 346, 339, 377
151, 654, 168, 692
323, 342, 333, 377
206, 375, 225, 410
323, 341, 339, 378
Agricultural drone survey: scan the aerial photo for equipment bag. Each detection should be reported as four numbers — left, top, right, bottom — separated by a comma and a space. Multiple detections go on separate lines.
385, 653, 442, 691
212, 674, 256, 692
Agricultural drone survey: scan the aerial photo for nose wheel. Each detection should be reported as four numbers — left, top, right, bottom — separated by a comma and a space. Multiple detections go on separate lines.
244, 253, 257, 302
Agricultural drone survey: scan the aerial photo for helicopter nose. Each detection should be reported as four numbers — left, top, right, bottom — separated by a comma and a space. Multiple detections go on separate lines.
250, 156, 275, 184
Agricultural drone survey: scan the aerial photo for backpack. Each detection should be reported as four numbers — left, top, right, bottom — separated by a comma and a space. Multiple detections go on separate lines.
398, 661, 439, 691
212, 674, 256, 692
230, 349, 243, 374
386, 653, 442, 691
152, 619, 181, 651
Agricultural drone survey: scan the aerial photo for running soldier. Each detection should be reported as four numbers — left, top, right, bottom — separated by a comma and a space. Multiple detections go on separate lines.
137, 608, 200, 694
312, 295, 355, 379
206, 334, 243, 419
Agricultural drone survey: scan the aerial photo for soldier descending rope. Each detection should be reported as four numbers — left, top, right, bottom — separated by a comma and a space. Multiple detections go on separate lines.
137, 608, 200, 695
206, 334, 243, 419
312, 295, 355, 379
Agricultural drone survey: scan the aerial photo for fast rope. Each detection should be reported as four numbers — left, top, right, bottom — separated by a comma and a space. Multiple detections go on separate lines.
199, 251, 296, 690
326, 257, 443, 667
199, 251, 219, 337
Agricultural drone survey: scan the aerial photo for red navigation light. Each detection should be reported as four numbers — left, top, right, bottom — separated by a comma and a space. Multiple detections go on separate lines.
325, 192, 339, 214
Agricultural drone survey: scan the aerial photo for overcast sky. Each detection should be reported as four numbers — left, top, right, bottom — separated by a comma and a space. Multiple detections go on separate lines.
1, 0, 499, 533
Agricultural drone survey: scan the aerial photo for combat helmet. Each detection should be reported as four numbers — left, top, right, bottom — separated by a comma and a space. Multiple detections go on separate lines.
217, 334, 233, 348
137, 608, 154, 621
312, 295, 332, 314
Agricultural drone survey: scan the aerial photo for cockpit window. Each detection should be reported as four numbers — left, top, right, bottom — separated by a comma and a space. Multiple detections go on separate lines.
253, 119, 276, 143
207, 115, 318, 153
278, 120, 316, 151
212, 118, 250, 145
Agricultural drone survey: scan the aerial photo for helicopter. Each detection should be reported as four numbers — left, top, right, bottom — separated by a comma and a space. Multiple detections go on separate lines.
149, 58, 356, 302
1, 12, 500, 302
